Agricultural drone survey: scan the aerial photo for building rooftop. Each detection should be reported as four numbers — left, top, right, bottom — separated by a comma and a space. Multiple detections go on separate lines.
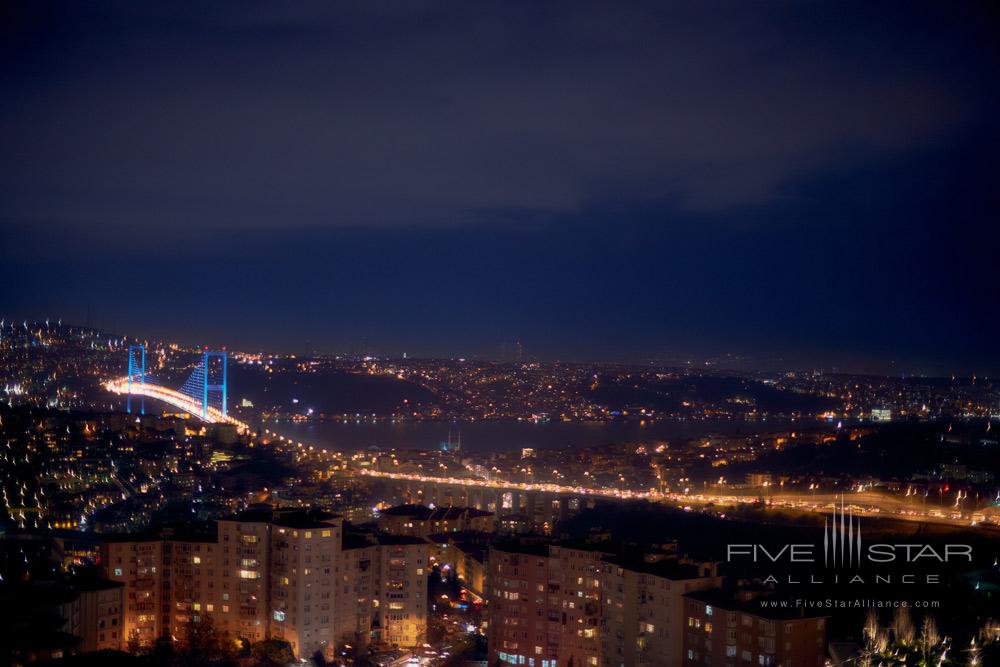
426, 529, 494, 544
380, 504, 493, 521
221, 506, 341, 528
342, 533, 377, 551
99, 525, 217, 544
69, 575, 125, 592
602, 555, 705, 581
491, 541, 551, 558
270, 509, 341, 529
377, 534, 431, 546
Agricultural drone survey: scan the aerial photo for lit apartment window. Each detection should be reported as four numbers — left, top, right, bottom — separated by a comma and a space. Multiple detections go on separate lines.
239, 569, 260, 579
193, 556, 201, 564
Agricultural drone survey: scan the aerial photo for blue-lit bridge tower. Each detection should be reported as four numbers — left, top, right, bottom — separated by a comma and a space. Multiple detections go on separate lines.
179, 350, 228, 419
126, 344, 145, 415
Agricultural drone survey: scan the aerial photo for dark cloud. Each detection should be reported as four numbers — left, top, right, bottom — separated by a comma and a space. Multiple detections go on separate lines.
1, 1, 997, 371
0, 1, 984, 236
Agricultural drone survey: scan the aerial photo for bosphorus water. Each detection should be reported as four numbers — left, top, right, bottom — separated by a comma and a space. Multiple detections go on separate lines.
269, 418, 836, 454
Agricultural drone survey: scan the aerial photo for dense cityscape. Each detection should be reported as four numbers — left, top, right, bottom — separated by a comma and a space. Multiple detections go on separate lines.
1, 322, 998, 666
4, 1, 1000, 666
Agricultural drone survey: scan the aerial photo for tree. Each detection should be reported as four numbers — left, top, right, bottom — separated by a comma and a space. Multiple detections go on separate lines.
251, 638, 295, 666
126, 629, 144, 655
863, 610, 879, 646
176, 614, 234, 667
892, 606, 915, 646
919, 615, 941, 666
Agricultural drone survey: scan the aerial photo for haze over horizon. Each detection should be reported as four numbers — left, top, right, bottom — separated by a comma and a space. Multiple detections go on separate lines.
2, 1, 999, 374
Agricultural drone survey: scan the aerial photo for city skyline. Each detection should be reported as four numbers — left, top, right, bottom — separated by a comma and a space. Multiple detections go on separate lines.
2, 1, 999, 374
2, 3, 1000, 665
2, 317, 997, 378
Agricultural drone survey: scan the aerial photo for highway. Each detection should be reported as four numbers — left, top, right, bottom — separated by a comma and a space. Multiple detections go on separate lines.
103, 381, 999, 531
352, 468, 1000, 530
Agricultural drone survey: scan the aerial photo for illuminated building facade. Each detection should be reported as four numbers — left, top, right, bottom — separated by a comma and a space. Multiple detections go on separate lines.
681, 590, 827, 667
101, 506, 427, 661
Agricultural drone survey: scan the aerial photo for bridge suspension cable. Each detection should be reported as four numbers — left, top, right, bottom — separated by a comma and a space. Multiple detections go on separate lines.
107, 348, 244, 431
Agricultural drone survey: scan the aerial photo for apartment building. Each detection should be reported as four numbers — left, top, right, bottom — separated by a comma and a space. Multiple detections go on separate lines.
487, 540, 725, 667
101, 528, 220, 646
548, 542, 610, 667
487, 540, 624, 667
101, 506, 428, 661
427, 530, 490, 597
73, 577, 127, 653
681, 590, 827, 667
215, 508, 272, 644
488, 542, 557, 667
265, 512, 343, 658
101, 532, 170, 645
0, 577, 125, 663
377, 504, 495, 537
335, 535, 378, 649
601, 557, 722, 667
375, 534, 429, 647
164, 534, 220, 641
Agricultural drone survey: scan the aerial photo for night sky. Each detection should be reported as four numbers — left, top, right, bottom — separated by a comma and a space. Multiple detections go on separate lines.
1, 1, 998, 373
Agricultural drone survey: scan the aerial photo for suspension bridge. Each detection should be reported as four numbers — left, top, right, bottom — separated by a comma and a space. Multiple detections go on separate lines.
104, 345, 248, 431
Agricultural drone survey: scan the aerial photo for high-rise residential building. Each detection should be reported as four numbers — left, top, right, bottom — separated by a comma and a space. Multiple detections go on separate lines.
488, 542, 557, 667
100, 506, 428, 661
681, 590, 827, 667
375, 535, 429, 647
102, 529, 220, 647
72, 577, 127, 653
547, 542, 608, 667
487, 540, 724, 667
102, 532, 169, 646
0, 577, 125, 663
601, 557, 722, 667
487, 540, 618, 667
264, 512, 343, 658
215, 507, 274, 644
163, 533, 220, 642
335, 535, 378, 650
